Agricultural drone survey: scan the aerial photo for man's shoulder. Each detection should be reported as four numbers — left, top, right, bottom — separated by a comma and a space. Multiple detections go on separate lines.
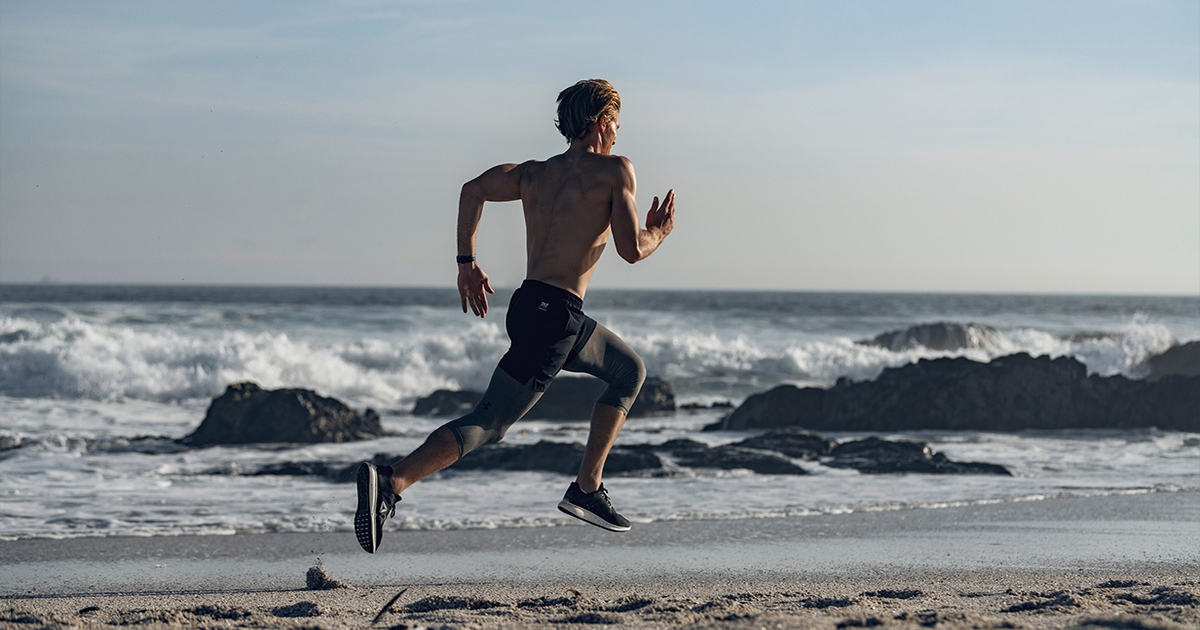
585, 153, 633, 181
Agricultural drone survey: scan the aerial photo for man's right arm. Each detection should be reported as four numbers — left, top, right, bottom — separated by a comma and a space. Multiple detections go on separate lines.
457, 162, 527, 317
609, 157, 675, 264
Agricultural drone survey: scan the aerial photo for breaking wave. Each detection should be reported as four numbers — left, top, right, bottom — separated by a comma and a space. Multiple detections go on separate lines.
0, 309, 1179, 408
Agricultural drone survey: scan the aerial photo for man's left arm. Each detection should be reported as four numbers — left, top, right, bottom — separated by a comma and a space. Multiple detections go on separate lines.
457, 162, 527, 317
609, 157, 675, 264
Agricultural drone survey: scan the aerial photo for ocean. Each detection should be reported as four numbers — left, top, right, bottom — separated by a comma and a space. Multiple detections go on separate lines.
0, 285, 1196, 540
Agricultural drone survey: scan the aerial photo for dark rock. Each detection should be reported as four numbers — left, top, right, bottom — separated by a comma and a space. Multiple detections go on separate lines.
1144, 341, 1200, 381
415, 376, 676, 420
732, 427, 835, 459
825, 437, 1010, 475
85, 435, 188, 455
183, 382, 382, 445
680, 400, 734, 411
332, 453, 403, 483
864, 322, 1002, 351
451, 440, 663, 475
411, 389, 484, 416
525, 376, 676, 419
672, 445, 808, 475
248, 461, 345, 478
203, 430, 1005, 480
628, 377, 677, 417
448, 436, 805, 475
709, 353, 1199, 432
0, 330, 31, 343
657, 438, 710, 453
524, 377, 607, 419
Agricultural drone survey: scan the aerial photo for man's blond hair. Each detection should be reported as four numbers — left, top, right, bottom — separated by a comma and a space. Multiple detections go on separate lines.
555, 79, 620, 142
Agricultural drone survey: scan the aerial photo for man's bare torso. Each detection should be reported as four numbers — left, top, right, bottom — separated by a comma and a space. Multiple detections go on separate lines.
517, 150, 626, 299
455, 105, 671, 319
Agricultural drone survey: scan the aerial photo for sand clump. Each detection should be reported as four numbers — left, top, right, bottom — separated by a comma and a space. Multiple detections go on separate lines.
305, 563, 349, 590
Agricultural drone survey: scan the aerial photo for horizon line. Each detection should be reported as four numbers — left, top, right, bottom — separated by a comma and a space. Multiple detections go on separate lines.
0, 281, 1196, 300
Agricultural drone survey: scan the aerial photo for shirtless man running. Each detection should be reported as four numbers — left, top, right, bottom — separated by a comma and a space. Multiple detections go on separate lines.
355, 79, 676, 553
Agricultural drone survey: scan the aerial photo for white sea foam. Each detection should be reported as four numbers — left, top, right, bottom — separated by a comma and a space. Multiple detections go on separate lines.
0, 308, 1184, 410
0, 312, 508, 407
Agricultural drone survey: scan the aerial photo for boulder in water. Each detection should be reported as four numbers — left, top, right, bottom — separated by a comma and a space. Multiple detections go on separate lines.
411, 390, 484, 417
731, 428, 835, 459
708, 353, 1199, 432
864, 322, 1003, 352
184, 382, 382, 445
628, 377, 677, 417
1143, 341, 1200, 382
671, 444, 809, 475
451, 440, 663, 475
825, 437, 1010, 475
525, 375, 676, 419
227, 430, 1009, 479
412, 376, 676, 420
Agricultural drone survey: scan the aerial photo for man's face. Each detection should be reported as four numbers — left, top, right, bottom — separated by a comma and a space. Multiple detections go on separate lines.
598, 113, 619, 154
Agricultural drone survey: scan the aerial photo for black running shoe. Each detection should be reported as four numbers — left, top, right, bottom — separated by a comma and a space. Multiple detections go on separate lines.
557, 481, 631, 532
355, 462, 398, 553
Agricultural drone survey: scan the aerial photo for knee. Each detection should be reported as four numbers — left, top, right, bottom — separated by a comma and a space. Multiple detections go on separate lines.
446, 414, 511, 457
622, 352, 647, 392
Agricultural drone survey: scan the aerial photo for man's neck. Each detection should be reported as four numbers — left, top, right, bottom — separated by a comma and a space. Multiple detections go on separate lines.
567, 136, 607, 155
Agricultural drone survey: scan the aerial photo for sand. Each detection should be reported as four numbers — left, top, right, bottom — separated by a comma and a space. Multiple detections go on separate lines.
2, 491, 1197, 629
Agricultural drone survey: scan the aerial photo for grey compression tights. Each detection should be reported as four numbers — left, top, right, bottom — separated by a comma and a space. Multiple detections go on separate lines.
445, 323, 646, 456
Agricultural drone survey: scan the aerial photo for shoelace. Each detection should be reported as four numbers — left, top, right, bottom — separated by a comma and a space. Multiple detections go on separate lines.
593, 486, 613, 509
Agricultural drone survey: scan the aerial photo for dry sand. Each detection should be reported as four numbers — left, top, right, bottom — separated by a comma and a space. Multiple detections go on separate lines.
4, 568, 1198, 629
2, 492, 1197, 629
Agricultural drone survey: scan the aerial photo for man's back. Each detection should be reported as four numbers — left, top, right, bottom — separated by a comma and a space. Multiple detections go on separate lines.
519, 150, 627, 298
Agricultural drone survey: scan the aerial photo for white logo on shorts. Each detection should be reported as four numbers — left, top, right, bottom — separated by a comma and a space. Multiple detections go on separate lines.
538, 302, 549, 311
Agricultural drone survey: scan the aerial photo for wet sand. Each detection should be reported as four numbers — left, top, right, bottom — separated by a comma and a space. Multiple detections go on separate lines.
2, 491, 1197, 628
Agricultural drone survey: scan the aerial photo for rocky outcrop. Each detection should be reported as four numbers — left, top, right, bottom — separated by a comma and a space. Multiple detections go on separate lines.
708, 353, 1199, 432
411, 376, 676, 419
234, 429, 1006, 478
183, 382, 382, 445
863, 322, 1003, 351
823, 437, 1010, 475
1143, 341, 1200, 381
628, 377, 677, 417
411, 390, 483, 417
680, 401, 734, 411
650, 438, 808, 475
731, 428, 835, 459
452, 440, 663, 475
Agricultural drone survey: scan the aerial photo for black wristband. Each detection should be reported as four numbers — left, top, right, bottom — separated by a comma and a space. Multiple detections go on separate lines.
456, 255, 476, 264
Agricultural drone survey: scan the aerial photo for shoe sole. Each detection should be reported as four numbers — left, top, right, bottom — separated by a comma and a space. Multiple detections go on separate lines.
354, 463, 379, 553
557, 500, 631, 532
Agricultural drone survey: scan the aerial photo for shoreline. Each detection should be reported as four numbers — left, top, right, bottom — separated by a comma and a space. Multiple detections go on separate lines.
3, 491, 1197, 628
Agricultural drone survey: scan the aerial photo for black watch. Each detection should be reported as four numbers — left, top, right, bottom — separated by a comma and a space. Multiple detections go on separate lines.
456, 255, 476, 264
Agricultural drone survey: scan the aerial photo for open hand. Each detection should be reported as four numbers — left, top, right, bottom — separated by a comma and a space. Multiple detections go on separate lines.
458, 264, 495, 317
646, 189, 675, 235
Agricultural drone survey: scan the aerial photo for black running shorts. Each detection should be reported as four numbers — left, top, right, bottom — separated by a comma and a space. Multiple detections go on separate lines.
497, 279, 598, 391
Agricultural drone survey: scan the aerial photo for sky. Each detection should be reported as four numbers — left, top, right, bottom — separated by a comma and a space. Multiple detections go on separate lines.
1, 1, 1197, 294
